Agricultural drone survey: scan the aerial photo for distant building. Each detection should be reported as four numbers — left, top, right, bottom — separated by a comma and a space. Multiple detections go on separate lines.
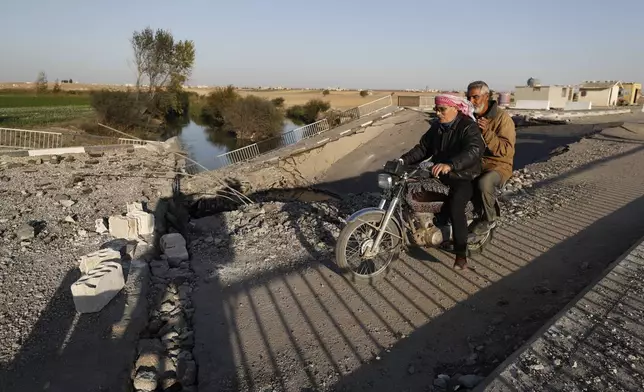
513, 84, 574, 109
578, 80, 622, 107
619, 82, 642, 105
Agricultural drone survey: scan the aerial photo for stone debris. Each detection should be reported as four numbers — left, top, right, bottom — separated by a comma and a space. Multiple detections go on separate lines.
160, 233, 189, 265
16, 223, 35, 241
71, 261, 125, 313
95, 218, 109, 234
0, 147, 176, 375
131, 232, 198, 390
108, 208, 155, 240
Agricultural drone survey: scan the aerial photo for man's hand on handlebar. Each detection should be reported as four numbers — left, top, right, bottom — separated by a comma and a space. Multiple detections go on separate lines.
431, 163, 452, 177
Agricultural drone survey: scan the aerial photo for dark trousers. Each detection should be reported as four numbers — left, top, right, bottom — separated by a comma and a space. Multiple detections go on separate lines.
472, 170, 503, 222
437, 178, 473, 257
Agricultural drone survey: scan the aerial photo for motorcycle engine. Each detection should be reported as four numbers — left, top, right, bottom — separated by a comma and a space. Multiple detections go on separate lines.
413, 226, 446, 247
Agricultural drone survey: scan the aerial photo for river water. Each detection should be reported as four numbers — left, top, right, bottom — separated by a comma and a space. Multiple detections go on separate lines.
178, 119, 301, 170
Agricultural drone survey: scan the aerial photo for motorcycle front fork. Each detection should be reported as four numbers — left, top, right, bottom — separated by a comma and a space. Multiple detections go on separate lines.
364, 196, 400, 257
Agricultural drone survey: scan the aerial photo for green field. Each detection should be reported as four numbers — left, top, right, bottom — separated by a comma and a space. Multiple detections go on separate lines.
0, 93, 91, 108
0, 92, 94, 128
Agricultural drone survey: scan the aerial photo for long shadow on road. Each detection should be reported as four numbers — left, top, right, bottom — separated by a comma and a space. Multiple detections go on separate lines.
188, 138, 644, 391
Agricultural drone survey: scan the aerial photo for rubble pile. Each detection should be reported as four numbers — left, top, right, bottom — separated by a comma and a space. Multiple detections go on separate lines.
0, 149, 174, 366
132, 232, 197, 392
189, 202, 344, 284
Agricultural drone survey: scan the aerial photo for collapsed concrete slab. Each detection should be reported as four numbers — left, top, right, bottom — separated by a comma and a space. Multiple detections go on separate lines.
71, 261, 125, 313
78, 248, 121, 274
160, 233, 189, 263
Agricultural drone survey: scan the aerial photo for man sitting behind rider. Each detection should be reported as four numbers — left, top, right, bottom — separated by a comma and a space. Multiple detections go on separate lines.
466, 81, 516, 235
399, 94, 484, 270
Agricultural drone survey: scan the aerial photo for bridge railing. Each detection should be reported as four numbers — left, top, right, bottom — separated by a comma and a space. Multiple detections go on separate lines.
357, 95, 393, 117
214, 95, 394, 170
216, 143, 261, 168
0, 127, 63, 150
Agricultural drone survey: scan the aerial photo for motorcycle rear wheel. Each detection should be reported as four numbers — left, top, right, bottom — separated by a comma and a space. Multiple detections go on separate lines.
335, 211, 402, 283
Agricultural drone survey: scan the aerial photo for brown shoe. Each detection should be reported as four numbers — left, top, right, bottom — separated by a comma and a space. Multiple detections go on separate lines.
454, 256, 468, 270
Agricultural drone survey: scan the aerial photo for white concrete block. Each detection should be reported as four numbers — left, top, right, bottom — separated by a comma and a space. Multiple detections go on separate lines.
564, 101, 592, 111
160, 233, 189, 262
108, 215, 138, 239
515, 100, 551, 110
128, 210, 155, 236
71, 261, 125, 313
79, 248, 121, 274
127, 202, 144, 214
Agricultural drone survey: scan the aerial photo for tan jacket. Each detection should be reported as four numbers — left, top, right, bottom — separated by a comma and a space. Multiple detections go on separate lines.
477, 101, 516, 183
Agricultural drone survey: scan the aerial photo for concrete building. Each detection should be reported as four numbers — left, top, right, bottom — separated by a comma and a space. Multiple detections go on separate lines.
578, 81, 622, 107
620, 82, 642, 105
513, 85, 574, 109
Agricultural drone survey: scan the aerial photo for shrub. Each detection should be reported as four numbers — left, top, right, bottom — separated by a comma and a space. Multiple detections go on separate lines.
286, 99, 331, 125
271, 97, 285, 107
359, 90, 369, 97
201, 85, 240, 127
53, 79, 61, 94
322, 89, 330, 96
222, 95, 284, 140
90, 90, 146, 129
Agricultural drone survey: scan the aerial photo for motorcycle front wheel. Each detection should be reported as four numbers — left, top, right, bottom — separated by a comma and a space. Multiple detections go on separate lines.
335, 211, 402, 283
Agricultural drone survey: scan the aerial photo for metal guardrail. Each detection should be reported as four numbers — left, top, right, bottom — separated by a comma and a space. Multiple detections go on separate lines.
357, 95, 393, 117
214, 95, 394, 169
0, 127, 62, 150
217, 143, 261, 167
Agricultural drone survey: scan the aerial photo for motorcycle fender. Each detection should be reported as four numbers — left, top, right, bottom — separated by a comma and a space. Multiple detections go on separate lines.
346, 207, 386, 223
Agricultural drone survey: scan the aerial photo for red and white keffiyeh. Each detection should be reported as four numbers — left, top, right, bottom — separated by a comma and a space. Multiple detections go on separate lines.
435, 94, 475, 119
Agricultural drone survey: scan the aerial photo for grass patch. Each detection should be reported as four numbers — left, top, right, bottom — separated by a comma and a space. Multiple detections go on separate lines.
0, 93, 91, 108
0, 105, 95, 128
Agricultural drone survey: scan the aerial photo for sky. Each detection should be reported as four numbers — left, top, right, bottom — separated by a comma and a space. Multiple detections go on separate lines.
2, 0, 643, 91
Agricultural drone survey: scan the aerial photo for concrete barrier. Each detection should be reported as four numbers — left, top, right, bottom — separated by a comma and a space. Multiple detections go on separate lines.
564, 101, 592, 111
514, 100, 551, 110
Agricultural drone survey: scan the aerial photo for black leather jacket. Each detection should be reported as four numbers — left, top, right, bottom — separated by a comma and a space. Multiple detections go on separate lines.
400, 112, 485, 181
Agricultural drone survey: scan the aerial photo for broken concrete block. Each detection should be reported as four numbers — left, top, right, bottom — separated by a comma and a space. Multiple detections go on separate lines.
95, 218, 108, 234
100, 238, 138, 260
127, 210, 155, 236
79, 248, 121, 274
127, 202, 144, 214
71, 261, 125, 313
160, 233, 189, 263
108, 215, 138, 239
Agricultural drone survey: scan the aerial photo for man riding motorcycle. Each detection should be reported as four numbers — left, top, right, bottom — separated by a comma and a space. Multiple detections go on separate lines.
398, 94, 485, 270
466, 81, 516, 236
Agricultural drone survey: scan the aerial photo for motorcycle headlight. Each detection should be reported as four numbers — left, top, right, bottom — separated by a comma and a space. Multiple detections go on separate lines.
377, 173, 393, 190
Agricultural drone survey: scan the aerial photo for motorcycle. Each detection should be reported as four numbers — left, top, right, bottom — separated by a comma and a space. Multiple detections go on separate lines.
335, 159, 497, 282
